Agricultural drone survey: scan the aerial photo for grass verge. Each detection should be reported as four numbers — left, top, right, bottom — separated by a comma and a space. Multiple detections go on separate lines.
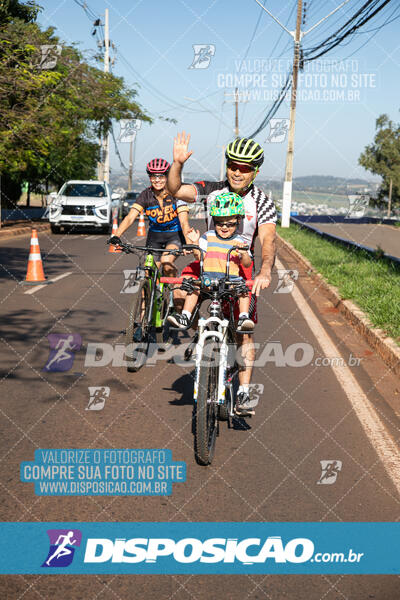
277, 223, 400, 343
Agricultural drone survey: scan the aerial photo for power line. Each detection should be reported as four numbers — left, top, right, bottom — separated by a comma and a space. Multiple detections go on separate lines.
241, 1, 296, 133
111, 127, 128, 171
272, 0, 298, 57
303, 0, 393, 61
248, 73, 292, 138
241, 0, 266, 64
340, 3, 400, 58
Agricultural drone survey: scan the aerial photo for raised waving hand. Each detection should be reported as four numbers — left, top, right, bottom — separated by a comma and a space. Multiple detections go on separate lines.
173, 131, 193, 165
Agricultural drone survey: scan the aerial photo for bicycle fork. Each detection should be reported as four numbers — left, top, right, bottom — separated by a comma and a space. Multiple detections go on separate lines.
193, 319, 229, 407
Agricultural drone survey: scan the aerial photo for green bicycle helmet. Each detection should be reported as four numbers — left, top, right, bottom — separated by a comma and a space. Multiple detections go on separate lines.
209, 192, 245, 217
225, 137, 264, 167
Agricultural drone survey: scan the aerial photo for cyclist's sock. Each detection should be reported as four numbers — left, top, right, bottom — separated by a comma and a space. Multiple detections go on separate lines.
239, 312, 249, 319
182, 310, 192, 320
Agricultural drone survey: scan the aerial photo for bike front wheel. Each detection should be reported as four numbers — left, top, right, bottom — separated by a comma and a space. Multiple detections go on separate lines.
125, 279, 151, 372
195, 337, 220, 465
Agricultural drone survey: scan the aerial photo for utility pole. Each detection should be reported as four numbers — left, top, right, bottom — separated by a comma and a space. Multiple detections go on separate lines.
128, 139, 133, 190
387, 177, 393, 218
225, 88, 247, 138
281, 0, 302, 228
220, 146, 226, 180
235, 88, 239, 136
254, 0, 352, 227
102, 8, 110, 183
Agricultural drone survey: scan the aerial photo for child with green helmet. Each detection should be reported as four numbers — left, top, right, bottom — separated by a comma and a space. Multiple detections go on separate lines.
168, 192, 254, 333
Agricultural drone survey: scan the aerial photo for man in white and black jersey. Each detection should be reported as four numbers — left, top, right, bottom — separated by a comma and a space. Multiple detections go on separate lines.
167, 132, 277, 417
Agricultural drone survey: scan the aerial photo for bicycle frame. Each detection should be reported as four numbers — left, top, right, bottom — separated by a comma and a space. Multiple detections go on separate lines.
143, 253, 163, 328
135, 249, 174, 330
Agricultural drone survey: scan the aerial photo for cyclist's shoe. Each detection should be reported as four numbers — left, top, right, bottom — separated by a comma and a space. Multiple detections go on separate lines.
235, 391, 255, 417
132, 325, 143, 342
167, 313, 189, 329
237, 317, 255, 332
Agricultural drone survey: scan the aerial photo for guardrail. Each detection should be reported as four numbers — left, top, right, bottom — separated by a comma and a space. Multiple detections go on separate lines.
290, 215, 400, 265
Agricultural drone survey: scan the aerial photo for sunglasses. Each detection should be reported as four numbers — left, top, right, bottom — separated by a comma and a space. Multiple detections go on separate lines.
214, 220, 237, 228
149, 174, 166, 180
227, 161, 255, 174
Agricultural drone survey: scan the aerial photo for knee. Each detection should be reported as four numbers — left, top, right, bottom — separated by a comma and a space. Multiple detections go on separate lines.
162, 261, 176, 275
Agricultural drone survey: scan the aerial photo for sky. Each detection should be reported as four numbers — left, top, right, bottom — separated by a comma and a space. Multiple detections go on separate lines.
37, 0, 400, 182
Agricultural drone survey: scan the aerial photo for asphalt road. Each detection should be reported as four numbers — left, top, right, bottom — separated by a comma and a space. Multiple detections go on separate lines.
1, 225, 400, 599
307, 222, 400, 258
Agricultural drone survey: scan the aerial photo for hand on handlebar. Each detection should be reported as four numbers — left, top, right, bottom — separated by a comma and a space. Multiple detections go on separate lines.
232, 243, 249, 256
108, 235, 121, 246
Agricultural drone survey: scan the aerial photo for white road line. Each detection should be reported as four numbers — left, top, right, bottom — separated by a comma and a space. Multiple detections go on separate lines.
85, 235, 102, 240
276, 256, 400, 496
24, 271, 72, 295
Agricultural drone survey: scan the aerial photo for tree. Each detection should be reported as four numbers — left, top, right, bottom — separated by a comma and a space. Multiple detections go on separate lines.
0, 1, 151, 207
359, 114, 400, 208
0, 0, 39, 23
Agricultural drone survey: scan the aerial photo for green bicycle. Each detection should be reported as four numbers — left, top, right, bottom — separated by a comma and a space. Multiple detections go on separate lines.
117, 242, 176, 372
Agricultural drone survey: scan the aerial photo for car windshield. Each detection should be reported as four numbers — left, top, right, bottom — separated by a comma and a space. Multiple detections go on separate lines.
125, 192, 138, 203
63, 184, 106, 197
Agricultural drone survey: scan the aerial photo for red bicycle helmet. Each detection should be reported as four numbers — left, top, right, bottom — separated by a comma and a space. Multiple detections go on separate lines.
146, 158, 170, 175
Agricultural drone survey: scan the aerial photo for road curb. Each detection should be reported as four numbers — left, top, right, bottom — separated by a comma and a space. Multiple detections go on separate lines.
0, 222, 51, 239
277, 234, 400, 378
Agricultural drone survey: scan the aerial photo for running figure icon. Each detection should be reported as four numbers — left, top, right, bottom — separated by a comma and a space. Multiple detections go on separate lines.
45, 531, 77, 566
43, 333, 82, 372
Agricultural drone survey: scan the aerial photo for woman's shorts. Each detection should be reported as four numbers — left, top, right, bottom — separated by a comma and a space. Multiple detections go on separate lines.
146, 230, 185, 259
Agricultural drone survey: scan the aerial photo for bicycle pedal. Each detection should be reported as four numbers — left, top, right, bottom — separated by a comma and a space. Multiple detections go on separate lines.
184, 347, 194, 361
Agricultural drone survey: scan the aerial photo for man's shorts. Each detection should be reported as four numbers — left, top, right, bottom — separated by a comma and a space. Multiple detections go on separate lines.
181, 261, 258, 324
146, 230, 185, 259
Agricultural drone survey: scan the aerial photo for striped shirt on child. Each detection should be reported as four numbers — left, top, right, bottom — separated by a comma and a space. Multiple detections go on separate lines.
199, 230, 250, 277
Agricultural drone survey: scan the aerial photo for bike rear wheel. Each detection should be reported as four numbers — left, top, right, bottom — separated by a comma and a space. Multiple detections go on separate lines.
125, 279, 151, 372
195, 337, 219, 465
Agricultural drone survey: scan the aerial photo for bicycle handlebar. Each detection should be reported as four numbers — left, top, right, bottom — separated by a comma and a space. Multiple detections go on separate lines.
114, 242, 183, 255
160, 276, 254, 288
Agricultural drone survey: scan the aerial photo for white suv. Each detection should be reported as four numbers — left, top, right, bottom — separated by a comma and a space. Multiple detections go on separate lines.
48, 180, 120, 233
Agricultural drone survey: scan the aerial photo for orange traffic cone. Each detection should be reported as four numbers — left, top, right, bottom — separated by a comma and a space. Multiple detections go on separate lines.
23, 229, 48, 284
109, 217, 122, 253
137, 213, 146, 237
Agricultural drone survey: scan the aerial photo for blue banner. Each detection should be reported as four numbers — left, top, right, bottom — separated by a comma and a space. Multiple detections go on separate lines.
0, 522, 399, 574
